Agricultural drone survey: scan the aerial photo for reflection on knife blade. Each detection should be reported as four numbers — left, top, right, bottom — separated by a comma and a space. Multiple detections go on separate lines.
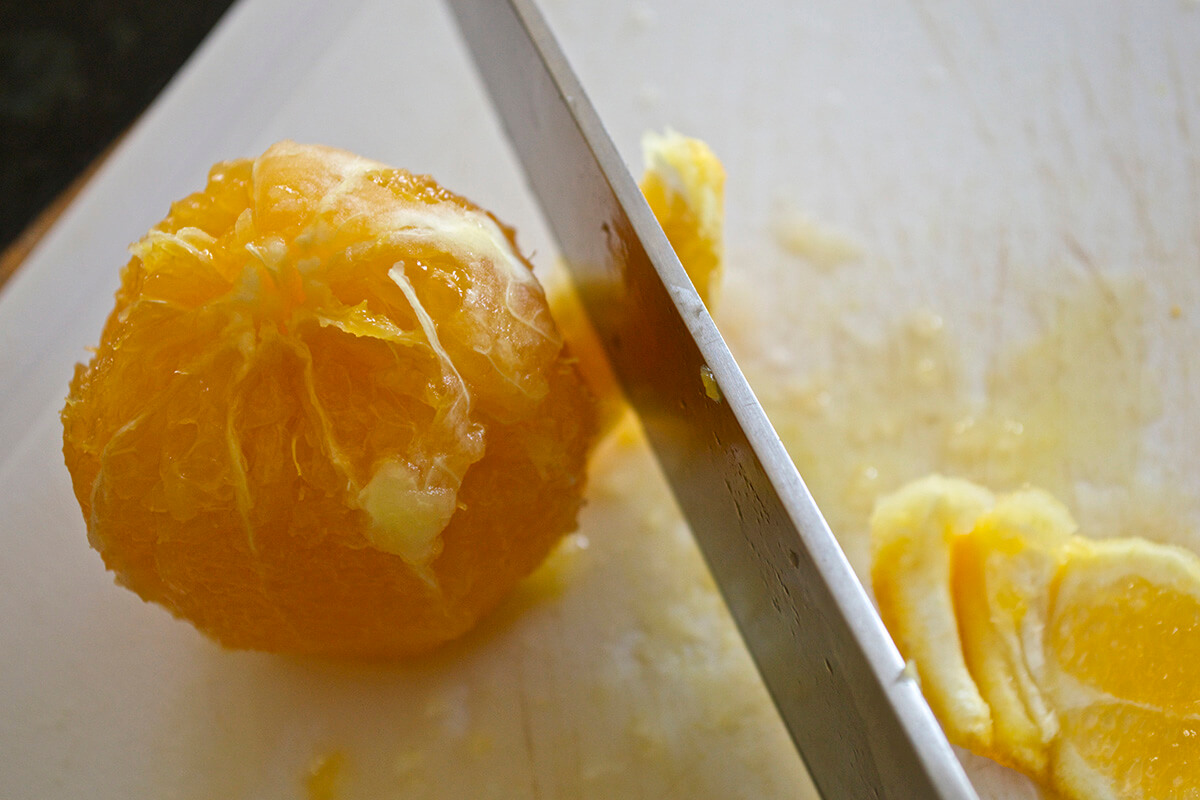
445, 0, 981, 797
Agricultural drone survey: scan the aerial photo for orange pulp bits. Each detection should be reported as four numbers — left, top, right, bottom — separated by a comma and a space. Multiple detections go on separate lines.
549, 128, 726, 437
871, 475, 1200, 799
639, 129, 725, 307
62, 141, 597, 657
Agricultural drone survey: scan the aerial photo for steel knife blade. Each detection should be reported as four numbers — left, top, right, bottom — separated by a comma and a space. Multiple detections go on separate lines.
445, 2, 980, 797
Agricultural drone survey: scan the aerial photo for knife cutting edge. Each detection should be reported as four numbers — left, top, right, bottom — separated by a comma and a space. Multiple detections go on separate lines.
445, 1, 980, 797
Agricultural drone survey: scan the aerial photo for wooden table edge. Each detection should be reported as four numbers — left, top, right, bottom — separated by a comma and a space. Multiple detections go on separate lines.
0, 136, 123, 291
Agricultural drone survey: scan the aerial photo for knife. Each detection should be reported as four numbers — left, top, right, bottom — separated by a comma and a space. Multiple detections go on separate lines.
446, 2, 979, 797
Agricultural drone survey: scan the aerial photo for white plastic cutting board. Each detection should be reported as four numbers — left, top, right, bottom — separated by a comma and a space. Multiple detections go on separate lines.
2, 1, 1199, 798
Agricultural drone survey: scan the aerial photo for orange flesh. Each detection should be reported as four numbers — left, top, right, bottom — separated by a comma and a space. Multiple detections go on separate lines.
1052, 574, 1200, 714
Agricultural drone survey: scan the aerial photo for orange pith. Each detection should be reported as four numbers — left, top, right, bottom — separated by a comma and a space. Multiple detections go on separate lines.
62, 141, 597, 657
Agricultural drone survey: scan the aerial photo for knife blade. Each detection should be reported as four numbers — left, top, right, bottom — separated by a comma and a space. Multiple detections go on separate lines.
445, 2, 980, 797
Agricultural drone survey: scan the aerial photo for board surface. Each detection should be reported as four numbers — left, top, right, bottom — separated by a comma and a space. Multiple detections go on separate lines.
2, 1, 1198, 797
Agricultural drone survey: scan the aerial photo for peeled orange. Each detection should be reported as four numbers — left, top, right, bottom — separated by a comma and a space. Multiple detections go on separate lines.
871, 475, 1200, 799
62, 141, 597, 657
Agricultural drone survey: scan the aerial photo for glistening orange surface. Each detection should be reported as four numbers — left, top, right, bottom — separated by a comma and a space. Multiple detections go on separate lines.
61, 141, 597, 657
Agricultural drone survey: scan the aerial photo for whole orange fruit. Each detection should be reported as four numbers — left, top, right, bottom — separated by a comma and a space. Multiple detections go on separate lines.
62, 141, 597, 657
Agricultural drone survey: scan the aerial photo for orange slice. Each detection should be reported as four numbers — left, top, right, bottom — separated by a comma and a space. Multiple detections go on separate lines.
869, 475, 996, 752
871, 475, 1200, 799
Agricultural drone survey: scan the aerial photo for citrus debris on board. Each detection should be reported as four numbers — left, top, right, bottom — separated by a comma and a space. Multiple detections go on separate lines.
871, 475, 1200, 799
61, 141, 597, 657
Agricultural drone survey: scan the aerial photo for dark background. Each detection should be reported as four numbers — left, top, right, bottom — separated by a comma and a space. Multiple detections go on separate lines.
1, 0, 236, 252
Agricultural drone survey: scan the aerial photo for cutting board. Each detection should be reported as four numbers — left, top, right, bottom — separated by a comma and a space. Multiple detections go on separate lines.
3, 1, 1198, 798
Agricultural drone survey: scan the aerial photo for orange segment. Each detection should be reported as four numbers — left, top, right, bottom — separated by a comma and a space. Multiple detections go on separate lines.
951, 489, 1073, 777
1049, 543, 1200, 714
1054, 703, 1200, 800
871, 475, 1200, 799
62, 141, 597, 657
869, 475, 995, 752
1044, 538, 1200, 799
